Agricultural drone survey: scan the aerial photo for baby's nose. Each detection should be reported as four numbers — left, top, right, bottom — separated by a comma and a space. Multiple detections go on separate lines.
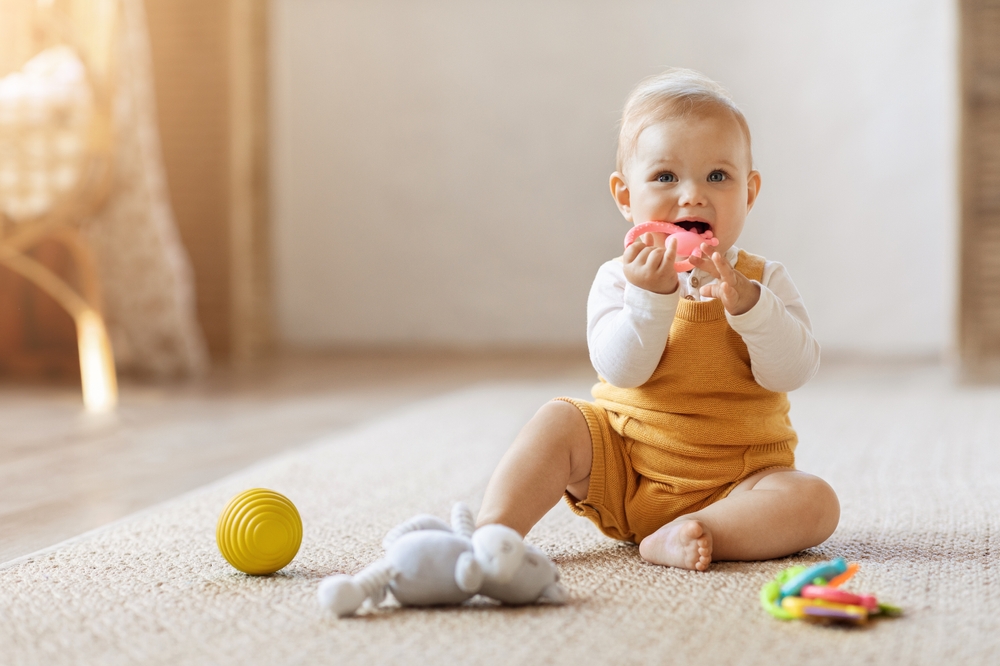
677, 181, 707, 205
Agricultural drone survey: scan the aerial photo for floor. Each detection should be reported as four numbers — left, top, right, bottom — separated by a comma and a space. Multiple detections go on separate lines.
0, 349, 595, 564
0, 350, 975, 567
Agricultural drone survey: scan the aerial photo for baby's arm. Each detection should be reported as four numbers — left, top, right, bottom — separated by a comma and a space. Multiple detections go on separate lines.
587, 260, 678, 388
690, 250, 819, 392
726, 263, 820, 391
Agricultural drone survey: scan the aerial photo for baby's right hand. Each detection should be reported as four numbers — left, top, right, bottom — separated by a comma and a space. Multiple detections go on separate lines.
623, 234, 679, 295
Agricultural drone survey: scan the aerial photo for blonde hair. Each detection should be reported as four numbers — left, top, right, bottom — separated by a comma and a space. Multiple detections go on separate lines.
616, 68, 752, 173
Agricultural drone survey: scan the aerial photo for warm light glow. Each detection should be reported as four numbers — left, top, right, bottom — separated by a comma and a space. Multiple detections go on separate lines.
77, 308, 117, 413
0, 1, 123, 411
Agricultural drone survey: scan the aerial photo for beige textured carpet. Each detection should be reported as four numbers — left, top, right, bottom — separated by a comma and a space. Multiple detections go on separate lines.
2, 368, 1000, 665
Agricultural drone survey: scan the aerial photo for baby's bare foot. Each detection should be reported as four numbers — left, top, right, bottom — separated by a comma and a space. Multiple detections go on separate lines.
638, 519, 713, 571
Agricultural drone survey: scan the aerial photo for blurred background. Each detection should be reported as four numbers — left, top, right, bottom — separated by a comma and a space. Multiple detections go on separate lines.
1, 0, 998, 560
273, 0, 959, 359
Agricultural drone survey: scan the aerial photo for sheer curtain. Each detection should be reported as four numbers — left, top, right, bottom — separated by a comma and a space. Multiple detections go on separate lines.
80, 0, 207, 377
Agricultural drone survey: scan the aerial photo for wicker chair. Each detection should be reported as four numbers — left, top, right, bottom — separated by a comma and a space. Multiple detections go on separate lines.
0, 0, 119, 411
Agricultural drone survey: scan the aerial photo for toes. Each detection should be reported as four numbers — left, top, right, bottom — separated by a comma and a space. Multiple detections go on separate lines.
639, 520, 714, 571
696, 551, 711, 571
694, 551, 711, 571
680, 520, 704, 540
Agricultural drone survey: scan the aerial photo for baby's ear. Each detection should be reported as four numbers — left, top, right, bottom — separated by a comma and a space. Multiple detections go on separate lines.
610, 172, 632, 221
746, 170, 761, 211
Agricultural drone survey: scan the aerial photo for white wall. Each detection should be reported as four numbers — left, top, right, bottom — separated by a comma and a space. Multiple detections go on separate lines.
271, 0, 957, 356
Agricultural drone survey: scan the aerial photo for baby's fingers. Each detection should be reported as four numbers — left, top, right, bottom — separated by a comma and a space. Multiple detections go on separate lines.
641, 245, 665, 270
699, 281, 736, 305
623, 239, 647, 263
635, 244, 657, 266
663, 237, 678, 266
712, 251, 737, 283
720, 281, 740, 305
690, 245, 722, 278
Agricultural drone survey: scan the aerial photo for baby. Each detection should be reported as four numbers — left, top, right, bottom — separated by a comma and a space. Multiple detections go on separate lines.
477, 69, 840, 571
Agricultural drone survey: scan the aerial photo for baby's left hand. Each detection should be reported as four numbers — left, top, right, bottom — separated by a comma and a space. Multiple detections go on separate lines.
689, 244, 760, 316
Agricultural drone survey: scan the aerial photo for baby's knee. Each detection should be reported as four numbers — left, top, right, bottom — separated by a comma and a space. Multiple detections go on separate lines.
528, 400, 588, 439
528, 401, 592, 465
801, 475, 840, 541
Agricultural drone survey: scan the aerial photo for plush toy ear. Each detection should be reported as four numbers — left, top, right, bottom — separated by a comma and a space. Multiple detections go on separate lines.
455, 551, 484, 593
382, 515, 451, 550
450, 502, 476, 540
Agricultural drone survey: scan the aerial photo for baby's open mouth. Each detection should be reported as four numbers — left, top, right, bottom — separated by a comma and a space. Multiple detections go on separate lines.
624, 220, 720, 272
673, 220, 712, 235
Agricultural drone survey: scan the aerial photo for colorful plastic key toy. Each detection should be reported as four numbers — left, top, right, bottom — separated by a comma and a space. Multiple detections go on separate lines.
623, 221, 720, 272
759, 558, 902, 625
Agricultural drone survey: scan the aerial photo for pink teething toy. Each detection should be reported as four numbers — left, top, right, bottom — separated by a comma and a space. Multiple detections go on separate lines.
624, 221, 720, 272
801, 585, 879, 612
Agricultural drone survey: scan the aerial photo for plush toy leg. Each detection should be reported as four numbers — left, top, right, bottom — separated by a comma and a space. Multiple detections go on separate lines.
454, 551, 484, 594
451, 502, 476, 540
382, 515, 451, 550
539, 582, 568, 605
318, 559, 396, 617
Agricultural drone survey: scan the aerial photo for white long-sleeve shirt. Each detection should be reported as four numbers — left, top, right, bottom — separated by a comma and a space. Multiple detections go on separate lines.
587, 246, 820, 393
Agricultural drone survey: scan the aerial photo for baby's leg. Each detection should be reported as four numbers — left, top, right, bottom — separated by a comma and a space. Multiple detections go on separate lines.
639, 469, 839, 570
477, 401, 593, 536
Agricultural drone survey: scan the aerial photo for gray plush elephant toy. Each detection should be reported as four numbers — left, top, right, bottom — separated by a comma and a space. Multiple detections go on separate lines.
317, 503, 567, 616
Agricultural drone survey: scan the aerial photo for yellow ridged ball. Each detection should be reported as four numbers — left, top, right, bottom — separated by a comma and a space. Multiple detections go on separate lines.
216, 488, 302, 575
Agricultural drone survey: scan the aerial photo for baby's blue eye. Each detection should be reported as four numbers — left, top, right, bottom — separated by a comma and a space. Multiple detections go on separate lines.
657, 173, 676, 183
708, 171, 727, 182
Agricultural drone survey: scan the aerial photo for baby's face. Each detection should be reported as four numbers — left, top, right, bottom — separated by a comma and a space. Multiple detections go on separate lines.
613, 113, 760, 258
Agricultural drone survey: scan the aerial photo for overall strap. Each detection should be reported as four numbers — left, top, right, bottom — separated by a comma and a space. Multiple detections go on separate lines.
734, 250, 766, 282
